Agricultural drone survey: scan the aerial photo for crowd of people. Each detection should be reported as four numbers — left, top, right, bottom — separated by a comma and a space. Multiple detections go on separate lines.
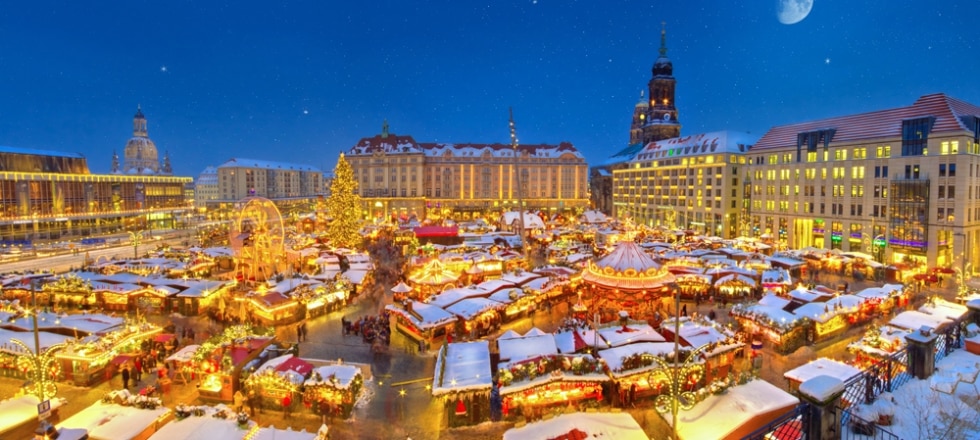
341, 312, 391, 346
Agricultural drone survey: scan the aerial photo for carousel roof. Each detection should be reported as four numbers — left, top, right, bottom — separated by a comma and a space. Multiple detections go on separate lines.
408, 259, 460, 286
582, 241, 674, 290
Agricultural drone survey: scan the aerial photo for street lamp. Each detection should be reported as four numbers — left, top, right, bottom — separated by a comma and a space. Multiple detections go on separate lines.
129, 230, 144, 259
649, 283, 710, 433
12, 280, 64, 403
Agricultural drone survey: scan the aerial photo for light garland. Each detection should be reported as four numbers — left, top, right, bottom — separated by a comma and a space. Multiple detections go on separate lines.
11, 338, 64, 401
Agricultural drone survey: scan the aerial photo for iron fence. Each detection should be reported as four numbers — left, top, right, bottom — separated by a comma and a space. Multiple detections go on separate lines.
741, 402, 809, 440
841, 412, 902, 440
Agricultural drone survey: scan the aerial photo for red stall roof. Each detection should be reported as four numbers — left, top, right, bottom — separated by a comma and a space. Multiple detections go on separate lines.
413, 226, 458, 238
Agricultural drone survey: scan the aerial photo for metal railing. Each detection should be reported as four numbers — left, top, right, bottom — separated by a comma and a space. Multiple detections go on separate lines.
741, 402, 809, 440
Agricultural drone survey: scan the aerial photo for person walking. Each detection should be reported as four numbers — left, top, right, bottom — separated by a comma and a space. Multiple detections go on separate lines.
319, 399, 330, 424
121, 364, 131, 390
247, 390, 258, 416
133, 357, 143, 384
233, 390, 245, 413
281, 394, 292, 419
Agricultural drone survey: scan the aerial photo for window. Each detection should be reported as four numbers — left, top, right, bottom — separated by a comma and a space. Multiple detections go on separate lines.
901, 117, 935, 156
950, 164, 957, 177
940, 164, 947, 177
876, 145, 892, 158
939, 186, 945, 199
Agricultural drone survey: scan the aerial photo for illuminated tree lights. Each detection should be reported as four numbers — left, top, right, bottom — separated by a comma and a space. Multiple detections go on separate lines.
326, 154, 363, 249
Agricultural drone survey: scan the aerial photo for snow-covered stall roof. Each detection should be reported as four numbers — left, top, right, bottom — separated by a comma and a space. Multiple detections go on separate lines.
919, 298, 970, 322
343, 269, 368, 285
888, 310, 953, 331
58, 401, 169, 440
788, 286, 833, 303
384, 301, 456, 332
0, 328, 74, 354
598, 342, 677, 377
249, 426, 317, 440
256, 354, 312, 386
432, 341, 493, 396
147, 412, 242, 439
503, 411, 647, 440
665, 318, 741, 354
497, 333, 557, 363
487, 287, 525, 305
0, 395, 66, 435
676, 380, 799, 440
305, 364, 361, 389
475, 279, 516, 294
499, 271, 543, 286
445, 298, 504, 321
426, 285, 491, 309
597, 323, 666, 348
758, 293, 791, 309
784, 357, 861, 384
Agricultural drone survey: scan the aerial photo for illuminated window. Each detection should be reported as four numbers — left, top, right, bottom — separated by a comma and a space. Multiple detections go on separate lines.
807, 152, 818, 162
876, 145, 891, 158
834, 149, 848, 161
851, 166, 865, 179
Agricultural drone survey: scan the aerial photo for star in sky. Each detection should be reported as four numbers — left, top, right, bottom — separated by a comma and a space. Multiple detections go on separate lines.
160, 66, 168, 72
824, 58, 831, 65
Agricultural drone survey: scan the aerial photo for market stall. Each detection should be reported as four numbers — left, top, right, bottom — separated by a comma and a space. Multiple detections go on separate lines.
302, 362, 364, 419
385, 300, 456, 350
57, 392, 171, 440
431, 341, 494, 427
194, 325, 276, 402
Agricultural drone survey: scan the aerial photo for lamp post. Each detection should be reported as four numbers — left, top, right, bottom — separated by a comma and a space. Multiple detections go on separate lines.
13, 280, 64, 403
649, 283, 709, 433
509, 108, 530, 266
129, 230, 144, 260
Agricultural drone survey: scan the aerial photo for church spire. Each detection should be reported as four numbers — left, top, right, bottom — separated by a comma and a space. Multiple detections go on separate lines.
133, 104, 147, 137
381, 119, 390, 138
659, 21, 667, 57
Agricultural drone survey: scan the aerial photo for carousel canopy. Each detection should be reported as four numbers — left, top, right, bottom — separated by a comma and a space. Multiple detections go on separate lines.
391, 282, 413, 293
409, 259, 461, 286
582, 241, 674, 291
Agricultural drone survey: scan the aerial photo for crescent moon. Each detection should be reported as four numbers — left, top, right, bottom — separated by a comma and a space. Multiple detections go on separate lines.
777, 0, 814, 25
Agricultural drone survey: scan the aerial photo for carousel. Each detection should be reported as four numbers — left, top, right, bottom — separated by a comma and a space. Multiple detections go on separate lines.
581, 240, 675, 319
407, 259, 461, 299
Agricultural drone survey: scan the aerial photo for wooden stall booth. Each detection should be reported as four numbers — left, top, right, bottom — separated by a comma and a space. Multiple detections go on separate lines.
194, 326, 276, 402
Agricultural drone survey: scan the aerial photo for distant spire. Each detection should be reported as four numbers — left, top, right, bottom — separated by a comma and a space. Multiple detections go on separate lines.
381, 119, 389, 138
111, 150, 120, 173
508, 107, 518, 151
659, 21, 667, 57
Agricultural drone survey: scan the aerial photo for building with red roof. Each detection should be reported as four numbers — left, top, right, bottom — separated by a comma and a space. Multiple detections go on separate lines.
746, 93, 980, 270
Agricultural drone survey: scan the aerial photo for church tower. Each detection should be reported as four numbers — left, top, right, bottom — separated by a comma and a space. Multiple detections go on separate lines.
642, 22, 680, 144
629, 90, 649, 145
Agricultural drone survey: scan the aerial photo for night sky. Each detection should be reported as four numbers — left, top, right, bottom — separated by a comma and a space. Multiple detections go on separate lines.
1, 1, 977, 177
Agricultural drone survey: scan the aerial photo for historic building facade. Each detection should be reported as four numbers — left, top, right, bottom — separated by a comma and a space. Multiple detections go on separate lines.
0, 145, 191, 242
203, 158, 324, 218
592, 25, 681, 213
745, 93, 980, 269
345, 123, 589, 222
611, 131, 755, 238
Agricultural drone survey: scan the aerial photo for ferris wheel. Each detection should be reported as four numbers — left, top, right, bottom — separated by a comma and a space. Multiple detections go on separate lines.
230, 197, 285, 283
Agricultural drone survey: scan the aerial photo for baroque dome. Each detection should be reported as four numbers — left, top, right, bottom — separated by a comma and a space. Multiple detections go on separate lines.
122, 106, 161, 174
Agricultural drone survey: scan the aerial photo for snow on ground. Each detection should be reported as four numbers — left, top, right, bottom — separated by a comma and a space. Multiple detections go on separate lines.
850, 349, 980, 439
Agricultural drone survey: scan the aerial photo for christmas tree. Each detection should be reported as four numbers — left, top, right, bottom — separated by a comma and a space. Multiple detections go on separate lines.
326, 153, 363, 248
